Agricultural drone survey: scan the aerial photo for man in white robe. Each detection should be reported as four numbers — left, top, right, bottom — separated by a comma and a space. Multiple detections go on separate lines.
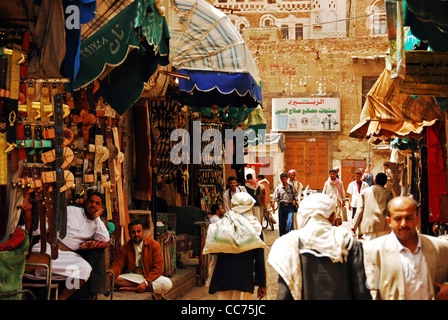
27, 192, 110, 300
268, 193, 370, 300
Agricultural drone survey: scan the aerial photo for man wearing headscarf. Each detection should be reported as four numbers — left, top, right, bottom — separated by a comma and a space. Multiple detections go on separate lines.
205, 192, 267, 300
322, 169, 346, 226
268, 193, 371, 300
287, 169, 303, 206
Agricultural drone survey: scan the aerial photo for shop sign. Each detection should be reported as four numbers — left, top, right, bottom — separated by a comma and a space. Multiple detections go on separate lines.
399, 51, 448, 97
272, 97, 341, 132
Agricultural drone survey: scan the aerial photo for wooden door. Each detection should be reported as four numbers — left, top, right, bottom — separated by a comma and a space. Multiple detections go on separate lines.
341, 159, 367, 191
285, 137, 328, 190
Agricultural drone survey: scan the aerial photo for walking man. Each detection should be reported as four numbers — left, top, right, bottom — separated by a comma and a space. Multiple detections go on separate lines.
222, 176, 247, 213
245, 173, 262, 223
322, 169, 346, 226
346, 171, 369, 220
287, 169, 303, 206
352, 173, 394, 240
363, 196, 448, 300
383, 162, 396, 197
268, 193, 371, 300
272, 173, 298, 236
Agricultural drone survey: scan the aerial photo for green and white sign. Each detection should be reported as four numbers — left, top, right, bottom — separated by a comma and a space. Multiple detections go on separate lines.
272, 97, 341, 132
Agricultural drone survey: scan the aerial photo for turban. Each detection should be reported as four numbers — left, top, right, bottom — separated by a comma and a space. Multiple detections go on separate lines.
296, 193, 336, 229
288, 169, 296, 175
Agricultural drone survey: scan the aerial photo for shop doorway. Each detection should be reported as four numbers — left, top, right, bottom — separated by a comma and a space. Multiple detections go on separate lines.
285, 137, 328, 190
341, 159, 368, 191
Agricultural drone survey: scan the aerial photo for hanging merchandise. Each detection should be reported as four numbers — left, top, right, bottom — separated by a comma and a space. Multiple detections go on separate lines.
426, 123, 448, 223
197, 120, 224, 213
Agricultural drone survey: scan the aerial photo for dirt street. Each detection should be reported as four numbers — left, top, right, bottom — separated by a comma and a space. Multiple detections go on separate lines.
178, 226, 280, 300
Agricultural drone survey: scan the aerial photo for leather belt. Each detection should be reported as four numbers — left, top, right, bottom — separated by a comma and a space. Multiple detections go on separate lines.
31, 166, 47, 253
43, 178, 58, 259
53, 92, 67, 239
56, 240, 72, 252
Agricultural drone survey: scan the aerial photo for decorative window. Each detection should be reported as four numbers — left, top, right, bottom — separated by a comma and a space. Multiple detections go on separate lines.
239, 24, 246, 35
372, 1, 386, 35
295, 24, 303, 40
264, 19, 274, 27
281, 24, 289, 39
362, 76, 378, 108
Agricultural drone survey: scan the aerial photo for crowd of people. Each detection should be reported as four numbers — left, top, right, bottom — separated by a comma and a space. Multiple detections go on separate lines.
205, 165, 448, 301
25, 164, 448, 301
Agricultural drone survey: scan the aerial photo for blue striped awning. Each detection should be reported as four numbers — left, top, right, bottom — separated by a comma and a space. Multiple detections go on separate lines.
168, 0, 262, 109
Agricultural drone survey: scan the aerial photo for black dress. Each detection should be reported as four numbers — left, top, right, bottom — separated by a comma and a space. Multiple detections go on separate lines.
209, 235, 266, 294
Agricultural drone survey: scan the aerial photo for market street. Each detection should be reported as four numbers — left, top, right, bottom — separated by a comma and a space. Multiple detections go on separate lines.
178, 209, 354, 300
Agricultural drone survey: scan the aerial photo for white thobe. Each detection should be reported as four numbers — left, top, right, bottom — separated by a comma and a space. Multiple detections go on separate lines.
28, 206, 110, 281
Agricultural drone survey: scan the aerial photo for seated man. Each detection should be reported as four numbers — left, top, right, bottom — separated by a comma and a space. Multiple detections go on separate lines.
110, 220, 172, 298
27, 191, 110, 300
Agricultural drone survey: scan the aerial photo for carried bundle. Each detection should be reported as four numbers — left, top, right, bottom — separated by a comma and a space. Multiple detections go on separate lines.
202, 192, 267, 254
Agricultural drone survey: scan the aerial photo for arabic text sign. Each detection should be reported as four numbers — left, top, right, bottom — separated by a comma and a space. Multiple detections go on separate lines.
399, 51, 448, 97
73, 0, 140, 90
272, 97, 341, 132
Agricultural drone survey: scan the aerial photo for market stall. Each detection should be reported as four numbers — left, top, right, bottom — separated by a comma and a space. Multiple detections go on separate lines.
0, 0, 171, 299
350, 0, 448, 236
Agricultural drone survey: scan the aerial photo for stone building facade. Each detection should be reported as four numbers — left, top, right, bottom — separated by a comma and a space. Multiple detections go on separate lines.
211, 0, 391, 190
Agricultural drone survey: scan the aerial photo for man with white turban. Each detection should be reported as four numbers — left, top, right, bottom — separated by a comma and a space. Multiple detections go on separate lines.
268, 193, 371, 300
205, 192, 267, 300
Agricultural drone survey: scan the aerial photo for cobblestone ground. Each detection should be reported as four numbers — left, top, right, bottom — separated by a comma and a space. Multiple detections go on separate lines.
178, 222, 280, 300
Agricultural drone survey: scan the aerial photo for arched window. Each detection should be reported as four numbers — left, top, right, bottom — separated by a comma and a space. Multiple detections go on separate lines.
372, 1, 386, 34
239, 23, 246, 35
264, 18, 274, 27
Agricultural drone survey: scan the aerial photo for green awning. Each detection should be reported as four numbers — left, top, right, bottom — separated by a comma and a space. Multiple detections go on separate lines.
242, 106, 267, 147
73, 0, 170, 115
404, 0, 448, 52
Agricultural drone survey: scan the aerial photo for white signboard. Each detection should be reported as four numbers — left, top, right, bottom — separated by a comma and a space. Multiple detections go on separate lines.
272, 97, 341, 132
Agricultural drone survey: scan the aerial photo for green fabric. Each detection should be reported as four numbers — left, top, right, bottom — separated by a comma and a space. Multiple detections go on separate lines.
242, 106, 266, 147
73, 0, 141, 90
73, 0, 170, 115
0, 232, 29, 300
404, 0, 448, 52
190, 105, 253, 127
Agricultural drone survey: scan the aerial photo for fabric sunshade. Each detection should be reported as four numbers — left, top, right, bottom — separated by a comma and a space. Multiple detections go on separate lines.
349, 68, 444, 141
73, 0, 170, 115
168, 0, 262, 109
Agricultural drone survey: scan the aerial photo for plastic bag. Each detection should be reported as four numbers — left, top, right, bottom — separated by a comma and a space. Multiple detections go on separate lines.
202, 211, 267, 255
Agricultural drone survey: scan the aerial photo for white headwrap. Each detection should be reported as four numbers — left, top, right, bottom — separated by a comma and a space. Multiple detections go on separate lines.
296, 193, 336, 229
268, 193, 352, 299
295, 193, 352, 262
230, 192, 262, 235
